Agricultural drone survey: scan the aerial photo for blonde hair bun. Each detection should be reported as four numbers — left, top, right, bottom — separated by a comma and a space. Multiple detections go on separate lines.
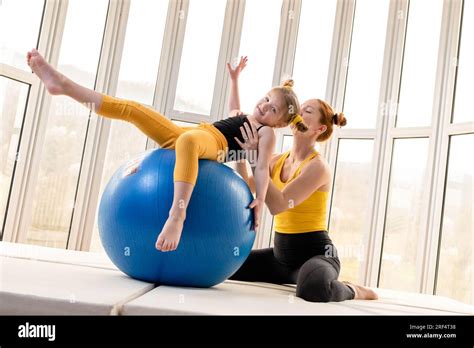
282, 79, 294, 89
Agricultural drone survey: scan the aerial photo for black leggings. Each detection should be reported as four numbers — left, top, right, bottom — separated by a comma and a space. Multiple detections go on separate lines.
229, 231, 355, 302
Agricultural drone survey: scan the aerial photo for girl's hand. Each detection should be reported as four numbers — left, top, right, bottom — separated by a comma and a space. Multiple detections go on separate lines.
249, 198, 264, 231
234, 122, 259, 166
226, 56, 248, 81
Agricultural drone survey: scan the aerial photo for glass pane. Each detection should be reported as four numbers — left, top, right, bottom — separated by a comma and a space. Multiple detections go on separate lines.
0, 0, 45, 71
379, 138, 430, 291
0, 78, 29, 237
27, 0, 109, 248
292, 0, 337, 102
436, 134, 473, 304
173, 0, 226, 115
281, 135, 293, 153
89, 0, 169, 253
115, 0, 168, 104
343, 0, 389, 128
173, 120, 197, 128
330, 139, 374, 284
238, 0, 282, 114
280, 134, 320, 153
396, 0, 443, 127
452, 0, 474, 124
89, 120, 148, 253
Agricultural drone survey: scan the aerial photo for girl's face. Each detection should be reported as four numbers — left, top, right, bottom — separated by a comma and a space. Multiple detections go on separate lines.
252, 90, 287, 127
294, 99, 327, 137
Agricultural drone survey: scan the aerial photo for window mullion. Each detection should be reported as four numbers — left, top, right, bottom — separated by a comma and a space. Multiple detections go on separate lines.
366, 0, 408, 287
68, 0, 130, 251
422, 0, 464, 295
272, 0, 300, 86
324, 0, 355, 242
257, 0, 298, 248
160, 0, 189, 121
7, 0, 68, 244
211, 0, 245, 122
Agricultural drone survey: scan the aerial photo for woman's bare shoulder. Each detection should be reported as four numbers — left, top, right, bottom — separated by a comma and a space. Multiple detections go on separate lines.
304, 154, 331, 177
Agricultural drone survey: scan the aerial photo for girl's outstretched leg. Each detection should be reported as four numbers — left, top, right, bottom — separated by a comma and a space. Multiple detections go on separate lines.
27, 49, 102, 111
27, 48, 184, 148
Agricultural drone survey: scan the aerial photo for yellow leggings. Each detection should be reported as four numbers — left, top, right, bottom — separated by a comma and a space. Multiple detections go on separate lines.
97, 95, 228, 185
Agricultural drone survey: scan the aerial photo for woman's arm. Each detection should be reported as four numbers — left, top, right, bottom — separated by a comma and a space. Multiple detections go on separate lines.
235, 161, 256, 193
236, 123, 330, 216
264, 159, 330, 215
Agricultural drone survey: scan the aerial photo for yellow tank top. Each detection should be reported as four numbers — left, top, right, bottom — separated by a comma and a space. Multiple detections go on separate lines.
271, 151, 328, 233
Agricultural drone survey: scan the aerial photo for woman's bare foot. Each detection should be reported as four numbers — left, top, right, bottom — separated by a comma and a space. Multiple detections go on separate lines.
26, 49, 66, 95
343, 281, 378, 300
155, 213, 185, 252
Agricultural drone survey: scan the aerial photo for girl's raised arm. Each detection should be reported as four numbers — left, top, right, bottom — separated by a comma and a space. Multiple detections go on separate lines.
226, 56, 247, 112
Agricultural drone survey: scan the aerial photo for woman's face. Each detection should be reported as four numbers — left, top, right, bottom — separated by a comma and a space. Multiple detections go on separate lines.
292, 99, 327, 138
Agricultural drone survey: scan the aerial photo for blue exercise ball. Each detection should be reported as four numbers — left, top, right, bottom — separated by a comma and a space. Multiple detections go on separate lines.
98, 149, 255, 288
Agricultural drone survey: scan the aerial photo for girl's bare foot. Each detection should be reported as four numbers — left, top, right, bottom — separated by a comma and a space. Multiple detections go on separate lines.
26, 49, 66, 95
155, 213, 185, 252
343, 281, 379, 300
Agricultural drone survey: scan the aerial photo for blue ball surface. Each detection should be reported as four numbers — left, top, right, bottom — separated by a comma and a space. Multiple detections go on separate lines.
98, 149, 255, 287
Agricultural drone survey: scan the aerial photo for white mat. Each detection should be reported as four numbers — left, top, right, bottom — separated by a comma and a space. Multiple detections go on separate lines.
0, 241, 115, 270
0, 256, 153, 315
122, 280, 473, 315
1, 242, 472, 315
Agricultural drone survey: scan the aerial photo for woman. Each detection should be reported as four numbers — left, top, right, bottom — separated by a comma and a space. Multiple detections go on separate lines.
227, 58, 378, 302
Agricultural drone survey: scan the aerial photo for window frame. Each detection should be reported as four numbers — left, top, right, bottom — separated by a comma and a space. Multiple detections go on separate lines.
1, 0, 472, 304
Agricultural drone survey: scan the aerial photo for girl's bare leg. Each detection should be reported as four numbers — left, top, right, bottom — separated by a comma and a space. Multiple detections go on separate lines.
27, 49, 102, 111
155, 181, 194, 252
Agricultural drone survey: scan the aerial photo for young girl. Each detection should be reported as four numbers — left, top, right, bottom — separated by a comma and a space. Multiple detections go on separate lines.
26, 50, 307, 252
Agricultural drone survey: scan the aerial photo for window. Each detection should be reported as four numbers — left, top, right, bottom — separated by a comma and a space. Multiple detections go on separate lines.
173, 0, 226, 116
396, 0, 444, 128
292, 0, 337, 102
115, 0, 168, 104
436, 134, 473, 304
280, 134, 320, 154
89, 122, 148, 253
27, 0, 109, 248
281, 135, 293, 153
0, 0, 45, 71
343, 0, 390, 129
238, 0, 282, 114
330, 139, 374, 284
89, 0, 169, 253
379, 138, 430, 291
452, 0, 474, 124
0, 78, 29, 237
172, 120, 197, 128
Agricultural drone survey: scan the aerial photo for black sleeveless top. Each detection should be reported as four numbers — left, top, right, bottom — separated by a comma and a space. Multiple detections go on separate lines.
213, 115, 263, 153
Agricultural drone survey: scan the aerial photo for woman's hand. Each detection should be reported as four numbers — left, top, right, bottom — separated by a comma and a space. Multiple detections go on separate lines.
226, 56, 248, 81
229, 109, 245, 117
234, 122, 259, 166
